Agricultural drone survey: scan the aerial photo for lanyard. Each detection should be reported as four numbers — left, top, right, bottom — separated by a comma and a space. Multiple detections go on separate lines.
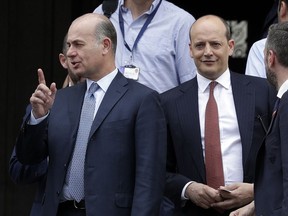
119, 0, 162, 52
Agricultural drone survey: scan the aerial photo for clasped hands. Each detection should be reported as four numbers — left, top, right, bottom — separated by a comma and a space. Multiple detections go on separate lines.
185, 182, 253, 213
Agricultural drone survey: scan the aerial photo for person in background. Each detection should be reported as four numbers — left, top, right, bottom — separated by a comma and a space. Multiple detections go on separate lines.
9, 33, 84, 216
94, 0, 197, 93
160, 14, 276, 216
9, 144, 47, 216
245, 38, 268, 78
231, 20, 288, 216
60, 33, 85, 88
261, 0, 279, 38
245, 0, 288, 78
13, 13, 166, 216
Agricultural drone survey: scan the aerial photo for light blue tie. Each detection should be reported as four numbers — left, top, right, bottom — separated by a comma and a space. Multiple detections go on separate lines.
67, 82, 98, 202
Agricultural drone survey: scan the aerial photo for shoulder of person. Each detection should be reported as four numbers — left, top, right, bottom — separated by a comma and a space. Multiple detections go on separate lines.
233, 72, 271, 89
250, 38, 267, 53
160, 1, 195, 22
127, 78, 158, 94
160, 78, 195, 101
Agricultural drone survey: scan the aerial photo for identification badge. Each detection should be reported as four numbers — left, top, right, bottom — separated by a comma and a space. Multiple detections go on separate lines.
123, 65, 140, 80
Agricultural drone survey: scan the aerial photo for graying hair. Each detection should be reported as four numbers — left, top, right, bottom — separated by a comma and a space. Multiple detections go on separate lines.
94, 16, 117, 54
267, 21, 288, 67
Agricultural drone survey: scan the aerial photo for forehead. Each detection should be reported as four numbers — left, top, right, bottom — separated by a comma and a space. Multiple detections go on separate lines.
67, 18, 96, 42
67, 31, 90, 43
191, 17, 226, 41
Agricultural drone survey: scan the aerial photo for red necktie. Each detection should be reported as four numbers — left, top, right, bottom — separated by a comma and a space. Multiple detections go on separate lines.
204, 81, 224, 189
267, 98, 280, 133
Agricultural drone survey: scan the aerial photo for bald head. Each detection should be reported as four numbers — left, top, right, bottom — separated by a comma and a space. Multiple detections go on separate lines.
190, 15, 231, 42
68, 13, 117, 54
70, 13, 108, 30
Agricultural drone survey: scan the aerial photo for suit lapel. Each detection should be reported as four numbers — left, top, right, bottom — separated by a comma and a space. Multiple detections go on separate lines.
89, 72, 128, 138
231, 73, 255, 164
67, 83, 86, 124
176, 78, 206, 182
61, 83, 87, 160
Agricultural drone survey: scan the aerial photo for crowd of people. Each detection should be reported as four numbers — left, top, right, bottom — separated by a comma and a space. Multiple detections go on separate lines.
9, 0, 288, 215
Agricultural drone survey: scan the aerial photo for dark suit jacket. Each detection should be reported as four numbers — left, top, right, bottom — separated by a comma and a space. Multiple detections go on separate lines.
9, 148, 47, 216
9, 105, 47, 216
255, 91, 288, 216
160, 71, 276, 215
15, 72, 167, 216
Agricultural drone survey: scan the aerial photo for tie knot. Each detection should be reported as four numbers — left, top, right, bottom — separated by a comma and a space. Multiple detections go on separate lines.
209, 81, 217, 92
88, 82, 98, 95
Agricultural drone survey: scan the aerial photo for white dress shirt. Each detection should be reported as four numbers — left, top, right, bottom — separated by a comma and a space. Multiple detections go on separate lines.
182, 70, 244, 199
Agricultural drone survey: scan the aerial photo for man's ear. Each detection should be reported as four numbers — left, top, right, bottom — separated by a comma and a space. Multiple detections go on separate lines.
102, 38, 112, 54
268, 49, 276, 68
228, 39, 235, 56
59, 53, 68, 69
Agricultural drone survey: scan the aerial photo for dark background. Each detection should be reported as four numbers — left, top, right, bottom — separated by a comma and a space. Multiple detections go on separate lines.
1, 0, 275, 215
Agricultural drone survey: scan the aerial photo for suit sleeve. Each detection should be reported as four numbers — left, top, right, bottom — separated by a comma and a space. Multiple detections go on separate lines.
131, 91, 167, 216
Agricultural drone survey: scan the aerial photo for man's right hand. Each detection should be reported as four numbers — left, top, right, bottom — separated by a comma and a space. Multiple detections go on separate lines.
185, 182, 222, 209
30, 68, 57, 119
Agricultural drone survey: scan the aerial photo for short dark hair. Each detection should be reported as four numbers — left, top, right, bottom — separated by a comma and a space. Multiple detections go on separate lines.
267, 21, 288, 67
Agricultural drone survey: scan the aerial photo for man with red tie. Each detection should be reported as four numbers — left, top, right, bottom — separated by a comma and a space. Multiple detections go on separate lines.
160, 15, 277, 215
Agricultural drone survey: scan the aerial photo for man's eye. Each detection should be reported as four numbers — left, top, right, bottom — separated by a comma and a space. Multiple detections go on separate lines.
195, 44, 204, 49
211, 43, 221, 48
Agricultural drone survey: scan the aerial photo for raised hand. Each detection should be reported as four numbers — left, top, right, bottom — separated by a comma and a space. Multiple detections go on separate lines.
30, 68, 57, 118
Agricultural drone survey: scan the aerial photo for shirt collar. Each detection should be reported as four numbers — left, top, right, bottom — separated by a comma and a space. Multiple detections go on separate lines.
120, 0, 158, 14
86, 68, 118, 93
277, 79, 288, 99
197, 69, 231, 93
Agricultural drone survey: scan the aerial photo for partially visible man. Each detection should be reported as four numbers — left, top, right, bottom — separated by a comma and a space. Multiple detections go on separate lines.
245, 0, 288, 78
232, 20, 288, 216
13, 13, 166, 216
60, 33, 85, 88
94, 0, 197, 93
245, 38, 267, 78
161, 15, 276, 216
255, 21, 288, 216
9, 147, 47, 216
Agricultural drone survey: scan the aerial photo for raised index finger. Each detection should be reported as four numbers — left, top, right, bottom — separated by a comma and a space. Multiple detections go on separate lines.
37, 68, 46, 85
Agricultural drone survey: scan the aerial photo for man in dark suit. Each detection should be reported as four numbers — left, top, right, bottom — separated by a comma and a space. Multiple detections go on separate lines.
14, 13, 166, 216
254, 21, 288, 216
160, 15, 276, 215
